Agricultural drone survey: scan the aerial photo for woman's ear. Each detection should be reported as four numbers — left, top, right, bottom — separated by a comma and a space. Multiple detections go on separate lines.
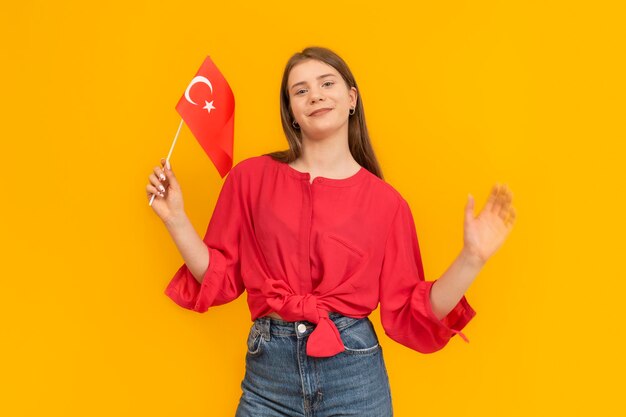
350, 87, 358, 108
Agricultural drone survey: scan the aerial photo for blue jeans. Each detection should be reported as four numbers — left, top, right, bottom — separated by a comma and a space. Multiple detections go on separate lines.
235, 312, 393, 416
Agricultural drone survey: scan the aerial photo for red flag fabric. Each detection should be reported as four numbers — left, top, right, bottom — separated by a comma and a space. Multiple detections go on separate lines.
176, 56, 235, 177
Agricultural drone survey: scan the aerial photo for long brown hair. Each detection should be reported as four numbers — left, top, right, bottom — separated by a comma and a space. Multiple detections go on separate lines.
263, 46, 384, 180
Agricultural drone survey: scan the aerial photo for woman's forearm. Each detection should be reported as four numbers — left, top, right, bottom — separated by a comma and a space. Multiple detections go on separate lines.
429, 247, 485, 320
164, 214, 209, 284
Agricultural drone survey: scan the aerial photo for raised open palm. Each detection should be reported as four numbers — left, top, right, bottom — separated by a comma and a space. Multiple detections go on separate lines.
463, 183, 516, 264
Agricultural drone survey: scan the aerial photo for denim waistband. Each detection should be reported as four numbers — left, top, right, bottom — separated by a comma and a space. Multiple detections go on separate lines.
254, 312, 366, 340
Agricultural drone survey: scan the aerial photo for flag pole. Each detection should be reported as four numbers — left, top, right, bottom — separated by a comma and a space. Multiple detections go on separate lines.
149, 118, 184, 207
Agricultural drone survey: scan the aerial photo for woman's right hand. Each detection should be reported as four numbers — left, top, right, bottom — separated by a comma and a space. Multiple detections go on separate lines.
146, 158, 185, 224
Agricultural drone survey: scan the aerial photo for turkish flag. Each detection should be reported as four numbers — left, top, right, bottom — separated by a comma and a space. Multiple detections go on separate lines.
176, 56, 235, 177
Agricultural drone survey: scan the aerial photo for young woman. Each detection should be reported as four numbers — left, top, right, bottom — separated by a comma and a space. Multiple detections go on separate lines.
146, 46, 516, 417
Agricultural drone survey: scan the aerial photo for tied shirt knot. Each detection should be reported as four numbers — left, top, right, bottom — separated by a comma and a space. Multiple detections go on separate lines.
261, 278, 344, 357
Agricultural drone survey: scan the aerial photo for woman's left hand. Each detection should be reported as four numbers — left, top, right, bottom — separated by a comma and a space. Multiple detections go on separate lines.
463, 183, 517, 265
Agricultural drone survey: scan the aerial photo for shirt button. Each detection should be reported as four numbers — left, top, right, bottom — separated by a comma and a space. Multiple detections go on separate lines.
297, 323, 307, 333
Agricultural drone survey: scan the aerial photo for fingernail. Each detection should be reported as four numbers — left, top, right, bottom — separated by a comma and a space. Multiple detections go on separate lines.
160, 173, 166, 181
166, 160, 171, 170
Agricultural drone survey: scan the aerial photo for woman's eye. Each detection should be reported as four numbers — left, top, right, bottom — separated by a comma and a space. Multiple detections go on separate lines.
294, 81, 333, 95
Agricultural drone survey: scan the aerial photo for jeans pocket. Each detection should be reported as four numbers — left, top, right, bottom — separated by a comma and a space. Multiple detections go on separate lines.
246, 323, 264, 357
340, 318, 381, 356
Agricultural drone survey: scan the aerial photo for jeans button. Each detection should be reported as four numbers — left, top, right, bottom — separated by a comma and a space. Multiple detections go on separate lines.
297, 323, 307, 333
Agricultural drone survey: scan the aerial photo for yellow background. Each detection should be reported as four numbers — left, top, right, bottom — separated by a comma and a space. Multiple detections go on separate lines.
2, 0, 624, 415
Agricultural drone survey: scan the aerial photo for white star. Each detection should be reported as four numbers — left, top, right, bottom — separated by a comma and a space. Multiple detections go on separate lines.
203, 100, 216, 113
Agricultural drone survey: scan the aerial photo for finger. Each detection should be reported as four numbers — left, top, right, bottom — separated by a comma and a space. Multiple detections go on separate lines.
498, 184, 512, 220
161, 158, 172, 171
149, 173, 166, 194
146, 184, 165, 199
490, 183, 503, 214
507, 206, 517, 226
484, 184, 498, 212
161, 161, 179, 190
153, 165, 167, 183
147, 193, 165, 201
465, 193, 475, 223
502, 205, 516, 228
153, 165, 169, 190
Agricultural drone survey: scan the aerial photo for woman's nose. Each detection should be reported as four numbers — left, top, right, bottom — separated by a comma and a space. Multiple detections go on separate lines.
309, 88, 324, 103
310, 94, 324, 104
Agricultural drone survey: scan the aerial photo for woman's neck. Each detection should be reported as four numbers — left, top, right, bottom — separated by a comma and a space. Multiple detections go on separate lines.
289, 151, 360, 180
295, 130, 360, 176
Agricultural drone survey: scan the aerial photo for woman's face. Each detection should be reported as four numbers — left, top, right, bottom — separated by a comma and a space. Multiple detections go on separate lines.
287, 59, 357, 139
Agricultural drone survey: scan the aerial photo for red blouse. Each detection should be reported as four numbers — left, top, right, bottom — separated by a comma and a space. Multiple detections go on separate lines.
164, 154, 476, 357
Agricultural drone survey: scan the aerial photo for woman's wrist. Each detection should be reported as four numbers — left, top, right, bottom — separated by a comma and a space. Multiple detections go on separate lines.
163, 211, 189, 230
460, 246, 487, 269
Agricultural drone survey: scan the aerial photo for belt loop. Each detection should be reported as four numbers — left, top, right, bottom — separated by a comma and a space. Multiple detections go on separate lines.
258, 317, 271, 341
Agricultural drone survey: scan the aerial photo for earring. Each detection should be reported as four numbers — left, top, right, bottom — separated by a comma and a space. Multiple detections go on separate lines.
292, 120, 300, 129
349, 107, 355, 116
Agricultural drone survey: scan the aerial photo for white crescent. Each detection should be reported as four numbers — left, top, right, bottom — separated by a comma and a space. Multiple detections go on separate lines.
184, 76, 213, 106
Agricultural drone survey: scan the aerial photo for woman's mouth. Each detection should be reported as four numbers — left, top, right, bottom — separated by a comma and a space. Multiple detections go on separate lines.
309, 108, 333, 117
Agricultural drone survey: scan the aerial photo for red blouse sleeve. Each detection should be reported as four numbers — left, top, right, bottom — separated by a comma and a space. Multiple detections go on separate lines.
164, 167, 245, 312
379, 197, 476, 353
